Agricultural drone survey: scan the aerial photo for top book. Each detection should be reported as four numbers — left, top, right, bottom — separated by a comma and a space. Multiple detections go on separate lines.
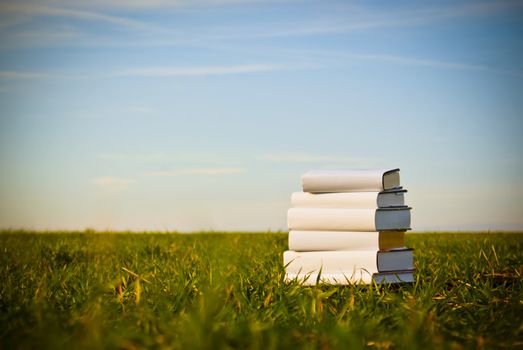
302, 168, 400, 193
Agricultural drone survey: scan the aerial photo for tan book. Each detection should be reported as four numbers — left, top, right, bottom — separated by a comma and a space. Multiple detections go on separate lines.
379, 230, 405, 250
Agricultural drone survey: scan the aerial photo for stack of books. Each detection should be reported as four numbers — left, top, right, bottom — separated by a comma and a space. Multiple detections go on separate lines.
284, 168, 415, 285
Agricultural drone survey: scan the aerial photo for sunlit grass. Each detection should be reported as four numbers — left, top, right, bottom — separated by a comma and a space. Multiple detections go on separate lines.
1, 231, 521, 349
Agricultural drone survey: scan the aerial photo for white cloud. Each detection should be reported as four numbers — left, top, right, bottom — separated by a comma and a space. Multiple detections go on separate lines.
111, 64, 288, 78
3, 25, 86, 48
97, 153, 231, 163
262, 48, 523, 77
92, 177, 135, 191
0, 71, 48, 79
0, 64, 304, 82
1, 0, 272, 12
0, 3, 144, 28
224, 1, 521, 39
93, 0, 268, 9
1, 1, 521, 49
144, 167, 244, 176
325, 52, 523, 76
98, 153, 171, 161
259, 153, 366, 163
127, 106, 155, 115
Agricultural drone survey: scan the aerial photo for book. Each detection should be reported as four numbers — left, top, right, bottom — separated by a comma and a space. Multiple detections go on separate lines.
290, 189, 406, 209
287, 207, 411, 231
284, 249, 414, 276
288, 230, 405, 251
285, 270, 415, 285
373, 270, 415, 284
301, 168, 400, 193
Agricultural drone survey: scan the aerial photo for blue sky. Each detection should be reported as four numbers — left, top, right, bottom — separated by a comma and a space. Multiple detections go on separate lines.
0, 0, 522, 231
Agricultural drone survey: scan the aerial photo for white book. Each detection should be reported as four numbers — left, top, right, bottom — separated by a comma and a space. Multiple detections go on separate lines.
288, 230, 405, 251
285, 270, 415, 285
290, 189, 406, 209
301, 168, 400, 193
284, 249, 414, 278
287, 207, 411, 232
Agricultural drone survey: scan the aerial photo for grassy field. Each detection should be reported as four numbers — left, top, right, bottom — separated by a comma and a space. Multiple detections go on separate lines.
0, 232, 521, 349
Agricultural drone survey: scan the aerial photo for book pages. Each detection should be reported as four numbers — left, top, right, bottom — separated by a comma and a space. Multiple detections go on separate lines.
288, 208, 377, 231
301, 169, 398, 193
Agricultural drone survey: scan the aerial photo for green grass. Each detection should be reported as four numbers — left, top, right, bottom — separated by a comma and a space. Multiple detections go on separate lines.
0, 231, 522, 349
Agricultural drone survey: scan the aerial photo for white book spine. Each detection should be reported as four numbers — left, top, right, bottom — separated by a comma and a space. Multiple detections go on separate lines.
288, 231, 379, 251
285, 271, 414, 285
290, 192, 379, 209
283, 250, 378, 276
287, 208, 376, 231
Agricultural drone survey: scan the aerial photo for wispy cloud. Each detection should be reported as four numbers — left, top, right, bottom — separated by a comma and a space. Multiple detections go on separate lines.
0, 64, 300, 81
1, 0, 272, 11
283, 50, 523, 77
111, 64, 290, 78
2, 25, 86, 48
177, 1, 521, 42
98, 153, 234, 164
127, 106, 155, 115
0, 3, 144, 28
3, 1, 519, 50
144, 167, 244, 177
259, 153, 370, 163
92, 177, 135, 191
0, 71, 48, 79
